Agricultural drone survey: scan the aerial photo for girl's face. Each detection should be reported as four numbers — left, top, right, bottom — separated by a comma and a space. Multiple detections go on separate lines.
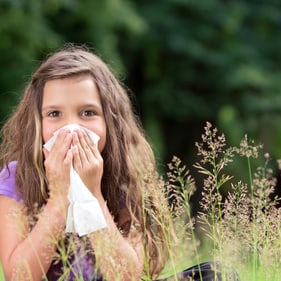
41, 75, 106, 152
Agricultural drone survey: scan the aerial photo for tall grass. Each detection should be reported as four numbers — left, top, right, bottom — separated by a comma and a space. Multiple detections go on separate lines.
4, 122, 281, 280
0, 263, 4, 281
162, 122, 281, 281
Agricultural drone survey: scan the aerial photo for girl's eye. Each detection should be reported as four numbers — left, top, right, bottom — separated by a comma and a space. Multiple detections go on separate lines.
81, 110, 96, 117
48, 111, 61, 117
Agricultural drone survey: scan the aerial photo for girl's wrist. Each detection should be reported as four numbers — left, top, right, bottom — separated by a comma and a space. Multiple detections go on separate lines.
38, 199, 68, 240
45, 196, 69, 222
92, 190, 104, 202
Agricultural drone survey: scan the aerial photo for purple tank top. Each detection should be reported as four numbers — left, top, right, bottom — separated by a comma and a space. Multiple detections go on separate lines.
0, 161, 21, 202
0, 162, 103, 281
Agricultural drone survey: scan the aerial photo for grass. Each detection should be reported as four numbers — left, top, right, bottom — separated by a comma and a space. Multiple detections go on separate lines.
161, 122, 281, 280
0, 263, 4, 281
3, 121, 281, 280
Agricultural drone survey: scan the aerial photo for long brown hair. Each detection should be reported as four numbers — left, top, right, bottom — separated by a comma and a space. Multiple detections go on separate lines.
0, 45, 173, 278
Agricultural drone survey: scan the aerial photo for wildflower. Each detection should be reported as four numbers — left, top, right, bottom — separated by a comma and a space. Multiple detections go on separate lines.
235, 135, 263, 159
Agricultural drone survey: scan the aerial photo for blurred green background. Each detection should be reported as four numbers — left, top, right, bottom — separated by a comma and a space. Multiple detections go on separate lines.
1, 0, 281, 206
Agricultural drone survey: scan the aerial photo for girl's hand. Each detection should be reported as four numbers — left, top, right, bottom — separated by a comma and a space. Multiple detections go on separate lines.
72, 129, 103, 196
43, 129, 73, 201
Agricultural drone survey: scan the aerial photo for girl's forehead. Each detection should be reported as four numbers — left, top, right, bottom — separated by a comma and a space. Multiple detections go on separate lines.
42, 76, 101, 105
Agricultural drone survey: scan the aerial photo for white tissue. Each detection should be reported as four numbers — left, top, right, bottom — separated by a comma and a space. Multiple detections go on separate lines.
44, 124, 107, 236
43, 124, 100, 151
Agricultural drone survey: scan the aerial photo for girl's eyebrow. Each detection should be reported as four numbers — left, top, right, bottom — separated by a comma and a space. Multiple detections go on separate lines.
77, 103, 104, 112
79, 103, 101, 108
41, 105, 62, 113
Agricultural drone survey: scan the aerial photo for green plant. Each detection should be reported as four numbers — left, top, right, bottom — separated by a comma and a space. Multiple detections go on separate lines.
160, 121, 281, 280
4, 122, 281, 280
191, 122, 281, 280
0, 262, 4, 281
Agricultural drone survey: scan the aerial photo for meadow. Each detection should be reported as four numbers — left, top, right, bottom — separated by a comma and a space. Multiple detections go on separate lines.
1, 122, 281, 281
160, 122, 281, 281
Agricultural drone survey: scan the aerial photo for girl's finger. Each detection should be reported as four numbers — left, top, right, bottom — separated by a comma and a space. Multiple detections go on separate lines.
74, 130, 91, 162
50, 130, 72, 158
72, 131, 86, 167
72, 146, 83, 172
79, 130, 99, 159
65, 147, 74, 165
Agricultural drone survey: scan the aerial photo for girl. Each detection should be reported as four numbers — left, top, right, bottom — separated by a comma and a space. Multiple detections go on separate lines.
0, 45, 240, 281
0, 45, 171, 281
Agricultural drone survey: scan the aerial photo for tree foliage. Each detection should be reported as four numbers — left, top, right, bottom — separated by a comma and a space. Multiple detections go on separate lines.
1, 0, 281, 174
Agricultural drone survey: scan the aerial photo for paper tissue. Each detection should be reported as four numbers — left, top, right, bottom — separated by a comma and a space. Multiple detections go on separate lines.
44, 124, 107, 236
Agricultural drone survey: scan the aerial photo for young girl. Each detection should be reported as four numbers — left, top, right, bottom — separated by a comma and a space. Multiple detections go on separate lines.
0, 45, 173, 281
0, 45, 240, 281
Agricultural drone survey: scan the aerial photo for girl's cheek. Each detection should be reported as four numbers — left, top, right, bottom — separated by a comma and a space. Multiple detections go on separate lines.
42, 122, 59, 143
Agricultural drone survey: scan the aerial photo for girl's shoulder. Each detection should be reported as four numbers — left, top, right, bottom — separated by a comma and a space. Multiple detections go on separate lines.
0, 161, 21, 202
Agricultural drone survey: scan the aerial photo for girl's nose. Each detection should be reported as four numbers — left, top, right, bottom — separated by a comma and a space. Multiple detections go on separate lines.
65, 115, 80, 126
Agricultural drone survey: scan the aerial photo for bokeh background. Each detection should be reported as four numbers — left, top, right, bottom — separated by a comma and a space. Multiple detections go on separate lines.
1, 0, 281, 211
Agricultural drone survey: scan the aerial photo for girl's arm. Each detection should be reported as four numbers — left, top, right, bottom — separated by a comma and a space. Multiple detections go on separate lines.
0, 129, 73, 281
0, 195, 68, 281
73, 130, 144, 281
89, 198, 144, 281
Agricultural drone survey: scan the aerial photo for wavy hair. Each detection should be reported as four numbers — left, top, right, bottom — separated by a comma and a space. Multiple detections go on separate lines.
0, 45, 173, 278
